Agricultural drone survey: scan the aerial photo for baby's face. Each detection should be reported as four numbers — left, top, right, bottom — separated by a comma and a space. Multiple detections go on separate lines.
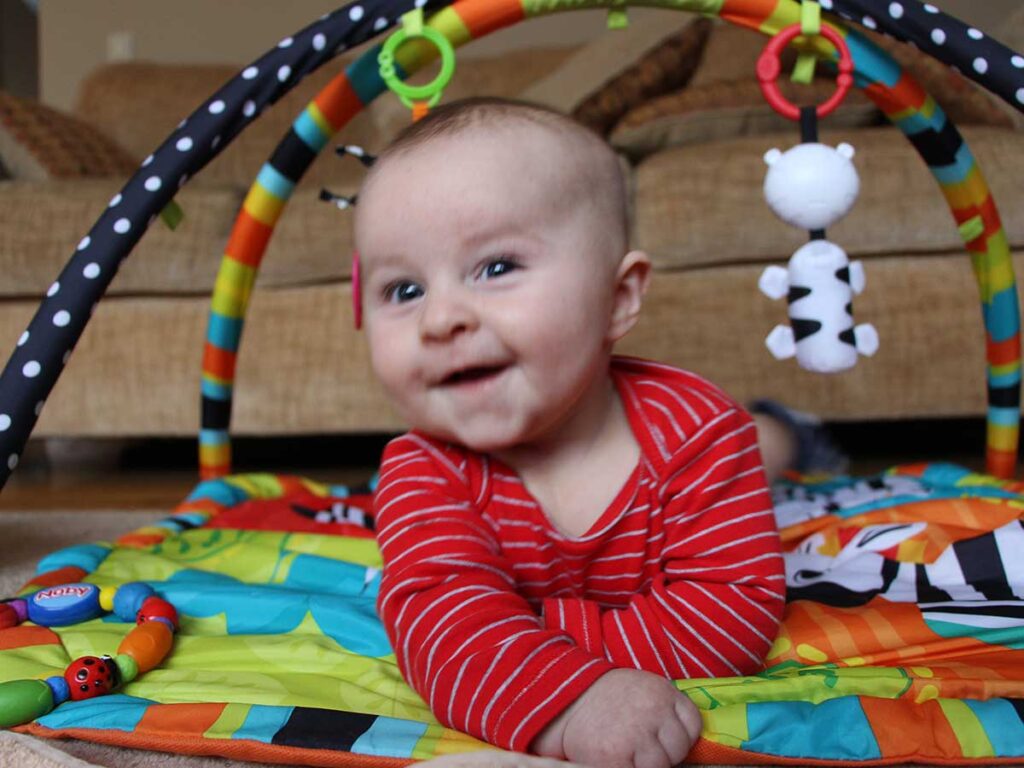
355, 124, 623, 452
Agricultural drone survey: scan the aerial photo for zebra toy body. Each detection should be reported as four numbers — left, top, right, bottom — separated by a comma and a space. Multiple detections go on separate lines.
760, 240, 879, 372
759, 141, 878, 373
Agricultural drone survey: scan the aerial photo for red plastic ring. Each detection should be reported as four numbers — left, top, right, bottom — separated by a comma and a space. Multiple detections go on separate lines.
756, 23, 854, 121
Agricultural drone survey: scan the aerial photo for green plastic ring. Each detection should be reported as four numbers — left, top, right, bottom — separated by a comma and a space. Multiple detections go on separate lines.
378, 24, 455, 107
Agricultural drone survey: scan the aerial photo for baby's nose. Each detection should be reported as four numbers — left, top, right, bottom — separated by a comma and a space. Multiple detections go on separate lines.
418, 288, 478, 341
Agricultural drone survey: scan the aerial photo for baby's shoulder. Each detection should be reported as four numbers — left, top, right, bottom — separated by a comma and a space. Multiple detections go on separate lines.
612, 356, 749, 460
377, 431, 487, 496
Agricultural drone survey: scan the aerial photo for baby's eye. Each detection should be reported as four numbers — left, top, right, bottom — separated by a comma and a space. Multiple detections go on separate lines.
479, 257, 520, 280
383, 280, 424, 304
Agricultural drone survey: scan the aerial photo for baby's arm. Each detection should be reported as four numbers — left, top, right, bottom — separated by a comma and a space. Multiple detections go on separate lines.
542, 407, 785, 679
375, 435, 614, 753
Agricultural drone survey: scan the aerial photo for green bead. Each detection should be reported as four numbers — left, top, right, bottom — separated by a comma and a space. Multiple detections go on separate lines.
0, 679, 54, 728
115, 653, 138, 683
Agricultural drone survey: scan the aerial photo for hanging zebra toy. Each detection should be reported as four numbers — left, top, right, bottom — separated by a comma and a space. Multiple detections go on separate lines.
755, 8, 878, 374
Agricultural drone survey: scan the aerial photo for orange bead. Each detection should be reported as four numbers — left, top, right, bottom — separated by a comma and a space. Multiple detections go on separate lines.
117, 620, 173, 673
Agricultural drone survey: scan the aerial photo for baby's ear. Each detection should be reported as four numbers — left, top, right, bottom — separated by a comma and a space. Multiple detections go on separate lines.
608, 250, 652, 344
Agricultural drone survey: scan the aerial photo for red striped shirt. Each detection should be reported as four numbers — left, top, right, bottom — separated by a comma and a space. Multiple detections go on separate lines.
374, 357, 785, 751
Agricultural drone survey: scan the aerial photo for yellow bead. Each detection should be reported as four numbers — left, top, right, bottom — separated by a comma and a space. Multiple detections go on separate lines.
99, 587, 117, 612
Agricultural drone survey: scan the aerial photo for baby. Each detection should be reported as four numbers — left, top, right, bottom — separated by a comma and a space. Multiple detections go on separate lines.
355, 97, 786, 767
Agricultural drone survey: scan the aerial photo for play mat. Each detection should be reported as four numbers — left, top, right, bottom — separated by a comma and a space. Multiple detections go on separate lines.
2, 0, 1024, 763
1, 463, 1022, 764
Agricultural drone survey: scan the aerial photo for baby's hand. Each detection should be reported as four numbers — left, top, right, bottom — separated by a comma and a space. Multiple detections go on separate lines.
531, 669, 701, 768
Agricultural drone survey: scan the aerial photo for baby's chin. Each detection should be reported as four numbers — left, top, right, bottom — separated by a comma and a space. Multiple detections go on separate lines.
410, 418, 529, 454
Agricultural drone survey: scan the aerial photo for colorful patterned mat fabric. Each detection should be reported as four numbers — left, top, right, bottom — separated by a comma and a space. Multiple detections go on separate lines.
2, 463, 1023, 765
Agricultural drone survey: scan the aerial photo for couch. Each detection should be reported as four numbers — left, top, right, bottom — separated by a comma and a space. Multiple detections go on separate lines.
1, 13, 1023, 442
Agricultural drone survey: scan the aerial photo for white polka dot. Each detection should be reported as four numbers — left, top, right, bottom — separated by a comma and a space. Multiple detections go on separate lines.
923, 3, 938, 12
208, 99, 226, 114
83, 263, 100, 279
414, 0, 427, 8
967, 28, 983, 40
1013, 55, 1024, 69
277, 65, 291, 82
176, 137, 193, 152
349, 5, 364, 21
142, 154, 154, 167
242, 66, 259, 79
373, 17, 388, 30
47, 282, 59, 297
819, 0, 832, 7
1017, 88, 1024, 104
973, 57, 988, 74
144, 176, 162, 192
22, 361, 40, 378
243, 100, 256, 117
931, 28, 946, 45
0, 415, 9, 431
34, 401, 43, 416
313, 33, 326, 50
114, 218, 131, 234
17, 331, 28, 347
8, 454, 18, 471
62, 350, 71, 365
53, 310, 70, 327
77, 236, 91, 251
109, 193, 122, 207
888, 2, 903, 19
278, 36, 294, 48
862, 15, 877, 29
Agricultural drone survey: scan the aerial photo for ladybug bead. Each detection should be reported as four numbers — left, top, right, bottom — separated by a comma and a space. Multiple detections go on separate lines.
64, 655, 118, 700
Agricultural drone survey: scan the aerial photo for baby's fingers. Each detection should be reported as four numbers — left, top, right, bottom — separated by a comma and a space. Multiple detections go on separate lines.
674, 697, 703, 746
654, 715, 695, 767
633, 738, 674, 768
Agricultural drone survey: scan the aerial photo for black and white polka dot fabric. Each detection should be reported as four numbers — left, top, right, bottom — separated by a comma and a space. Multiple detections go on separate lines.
825, 0, 1024, 112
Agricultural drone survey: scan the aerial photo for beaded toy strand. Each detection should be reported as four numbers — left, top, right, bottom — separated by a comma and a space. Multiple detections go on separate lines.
0, 581, 178, 728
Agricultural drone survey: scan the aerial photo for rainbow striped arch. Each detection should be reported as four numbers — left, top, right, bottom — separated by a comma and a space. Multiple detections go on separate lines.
0, 0, 1021, 490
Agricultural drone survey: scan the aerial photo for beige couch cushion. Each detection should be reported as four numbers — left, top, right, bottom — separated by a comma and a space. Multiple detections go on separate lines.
0, 179, 358, 297
74, 49, 576, 192
0, 90, 136, 181
610, 79, 880, 159
633, 126, 1024, 268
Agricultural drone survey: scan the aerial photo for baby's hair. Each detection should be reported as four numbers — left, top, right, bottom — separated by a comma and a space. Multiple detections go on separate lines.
366, 97, 630, 250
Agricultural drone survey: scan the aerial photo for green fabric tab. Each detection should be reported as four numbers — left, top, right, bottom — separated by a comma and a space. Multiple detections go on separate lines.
160, 200, 185, 231
801, 0, 821, 35
607, 7, 629, 29
959, 215, 985, 242
791, 53, 817, 84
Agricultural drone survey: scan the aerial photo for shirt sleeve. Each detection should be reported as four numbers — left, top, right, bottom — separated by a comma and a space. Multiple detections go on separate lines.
541, 407, 785, 679
374, 434, 614, 752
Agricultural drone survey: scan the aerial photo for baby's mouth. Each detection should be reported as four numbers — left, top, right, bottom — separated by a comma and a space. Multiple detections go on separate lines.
440, 364, 508, 386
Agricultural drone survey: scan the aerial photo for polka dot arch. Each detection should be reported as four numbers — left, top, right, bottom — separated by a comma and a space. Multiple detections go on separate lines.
0, 0, 1023, 491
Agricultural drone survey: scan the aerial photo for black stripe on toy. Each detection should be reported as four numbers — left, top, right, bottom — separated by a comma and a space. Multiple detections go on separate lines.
270, 129, 319, 181
272, 707, 377, 751
201, 395, 232, 430
788, 286, 812, 304
905, 120, 963, 168
914, 564, 952, 604
989, 384, 1020, 409
792, 318, 823, 341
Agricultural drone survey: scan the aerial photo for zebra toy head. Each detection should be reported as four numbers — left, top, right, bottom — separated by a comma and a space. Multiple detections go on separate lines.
763, 142, 859, 232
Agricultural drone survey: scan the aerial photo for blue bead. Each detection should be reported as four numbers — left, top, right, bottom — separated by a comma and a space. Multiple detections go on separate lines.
36, 544, 111, 575
27, 584, 102, 627
45, 676, 69, 704
112, 582, 155, 622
